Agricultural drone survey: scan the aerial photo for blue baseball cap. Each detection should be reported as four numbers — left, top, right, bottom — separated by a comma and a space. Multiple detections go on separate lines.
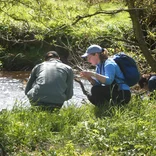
81, 44, 103, 57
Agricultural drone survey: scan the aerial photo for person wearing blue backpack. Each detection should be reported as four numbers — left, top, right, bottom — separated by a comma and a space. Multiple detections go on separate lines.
80, 44, 131, 106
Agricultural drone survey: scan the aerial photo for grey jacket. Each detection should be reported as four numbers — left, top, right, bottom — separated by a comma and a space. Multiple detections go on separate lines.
25, 59, 73, 105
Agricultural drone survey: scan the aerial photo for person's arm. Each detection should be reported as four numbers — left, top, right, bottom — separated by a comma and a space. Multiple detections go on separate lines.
80, 71, 106, 85
66, 68, 74, 100
25, 66, 37, 95
80, 63, 115, 85
103, 63, 115, 85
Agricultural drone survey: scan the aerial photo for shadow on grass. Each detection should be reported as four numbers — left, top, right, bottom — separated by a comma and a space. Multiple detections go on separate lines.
93, 101, 127, 118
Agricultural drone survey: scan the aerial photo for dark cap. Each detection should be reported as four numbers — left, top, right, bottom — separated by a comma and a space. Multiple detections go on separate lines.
45, 51, 60, 60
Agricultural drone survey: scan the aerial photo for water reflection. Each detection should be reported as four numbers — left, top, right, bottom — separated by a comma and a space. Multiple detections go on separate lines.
0, 71, 91, 111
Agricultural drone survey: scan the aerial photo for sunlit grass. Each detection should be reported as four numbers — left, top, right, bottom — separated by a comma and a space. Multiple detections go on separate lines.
0, 94, 156, 155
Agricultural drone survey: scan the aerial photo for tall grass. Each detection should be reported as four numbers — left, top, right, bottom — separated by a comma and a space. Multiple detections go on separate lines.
0, 94, 156, 155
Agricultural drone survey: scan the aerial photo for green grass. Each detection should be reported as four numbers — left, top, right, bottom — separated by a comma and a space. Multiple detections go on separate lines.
0, 94, 156, 155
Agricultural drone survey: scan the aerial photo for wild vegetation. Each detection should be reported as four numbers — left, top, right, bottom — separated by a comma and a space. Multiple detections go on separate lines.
0, 0, 155, 72
0, 1, 156, 155
0, 94, 156, 155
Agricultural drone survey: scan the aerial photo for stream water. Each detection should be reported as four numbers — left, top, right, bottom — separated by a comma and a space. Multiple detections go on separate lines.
0, 71, 91, 111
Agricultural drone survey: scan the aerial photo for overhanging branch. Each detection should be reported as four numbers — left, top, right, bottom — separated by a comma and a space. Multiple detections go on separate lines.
72, 8, 144, 26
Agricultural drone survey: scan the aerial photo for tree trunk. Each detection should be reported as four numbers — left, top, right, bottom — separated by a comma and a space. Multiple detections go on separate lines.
126, 0, 156, 72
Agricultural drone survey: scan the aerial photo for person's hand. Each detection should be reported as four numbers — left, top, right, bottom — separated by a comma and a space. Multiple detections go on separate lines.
80, 71, 92, 79
80, 71, 96, 85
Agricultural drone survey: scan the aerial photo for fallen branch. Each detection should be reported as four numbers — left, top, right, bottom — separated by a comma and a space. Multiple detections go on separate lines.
74, 77, 90, 98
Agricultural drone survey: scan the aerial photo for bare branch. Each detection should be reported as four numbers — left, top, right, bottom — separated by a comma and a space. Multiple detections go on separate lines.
0, 36, 37, 44
74, 77, 90, 97
72, 8, 144, 26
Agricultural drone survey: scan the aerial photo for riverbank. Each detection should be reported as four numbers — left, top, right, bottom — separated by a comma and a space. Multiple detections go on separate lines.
0, 95, 156, 155
0, 1, 134, 71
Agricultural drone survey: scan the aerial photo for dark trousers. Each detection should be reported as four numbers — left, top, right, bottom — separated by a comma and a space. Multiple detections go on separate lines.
87, 84, 131, 106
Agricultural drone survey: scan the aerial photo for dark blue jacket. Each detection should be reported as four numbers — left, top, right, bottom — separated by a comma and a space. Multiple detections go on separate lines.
148, 75, 156, 92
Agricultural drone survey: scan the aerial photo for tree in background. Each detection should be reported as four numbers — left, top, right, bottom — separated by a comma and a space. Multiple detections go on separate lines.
80, 0, 156, 71
126, 0, 156, 71
0, 0, 155, 71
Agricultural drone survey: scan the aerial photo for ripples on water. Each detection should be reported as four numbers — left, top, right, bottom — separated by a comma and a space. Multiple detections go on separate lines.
0, 72, 91, 111
0, 77, 29, 110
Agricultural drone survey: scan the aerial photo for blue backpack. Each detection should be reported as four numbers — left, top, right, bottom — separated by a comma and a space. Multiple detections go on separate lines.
113, 52, 140, 87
